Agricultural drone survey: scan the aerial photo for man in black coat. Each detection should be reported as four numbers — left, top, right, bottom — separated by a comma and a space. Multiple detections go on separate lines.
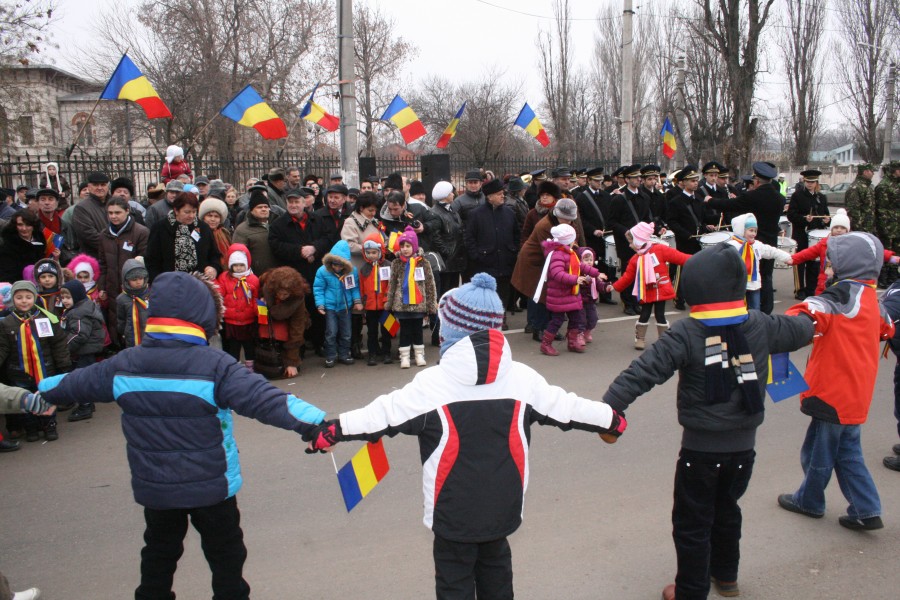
464, 179, 520, 329
704, 161, 787, 314
609, 165, 657, 314
575, 167, 617, 303
787, 169, 830, 298
310, 184, 353, 260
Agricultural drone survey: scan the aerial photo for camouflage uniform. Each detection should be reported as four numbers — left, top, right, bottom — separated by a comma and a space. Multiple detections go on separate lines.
875, 161, 900, 287
845, 163, 876, 234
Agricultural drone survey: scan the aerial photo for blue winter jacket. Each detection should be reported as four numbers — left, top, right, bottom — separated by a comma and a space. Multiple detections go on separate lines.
313, 239, 362, 312
39, 272, 326, 510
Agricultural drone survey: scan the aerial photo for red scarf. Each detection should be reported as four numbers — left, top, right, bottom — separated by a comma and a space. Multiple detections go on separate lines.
39, 211, 62, 234
293, 212, 309, 231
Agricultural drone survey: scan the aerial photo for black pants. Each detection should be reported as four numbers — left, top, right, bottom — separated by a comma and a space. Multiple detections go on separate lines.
398, 316, 424, 347
135, 496, 250, 600
638, 301, 667, 324
366, 310, 392, 357
802, 261, 820, 297
672, 448, 755, 600
759, 258, 775, 314
221, 336, 255, 362
433, 534, 513, 600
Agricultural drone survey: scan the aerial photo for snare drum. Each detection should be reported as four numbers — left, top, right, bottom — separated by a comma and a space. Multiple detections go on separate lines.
658, 230, 676, 248
775, 237, 797, 269
604, 234, 618, 270
779, 216, 792, 241
807, 229, 829, 247
699, 231, 731, 249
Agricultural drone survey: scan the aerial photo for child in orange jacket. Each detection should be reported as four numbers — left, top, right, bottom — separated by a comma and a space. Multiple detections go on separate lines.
359, 234, 392, 366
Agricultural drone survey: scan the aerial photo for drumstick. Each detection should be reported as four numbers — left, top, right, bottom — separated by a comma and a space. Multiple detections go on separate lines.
673, 264, 682, 295
793, 264, 800, 294
716, 213, 724, 230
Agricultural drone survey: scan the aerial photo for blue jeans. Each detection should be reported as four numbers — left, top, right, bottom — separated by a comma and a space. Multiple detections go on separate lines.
324, 309, 352, 360
745, 289, 760, 311
790, 418, 881, 518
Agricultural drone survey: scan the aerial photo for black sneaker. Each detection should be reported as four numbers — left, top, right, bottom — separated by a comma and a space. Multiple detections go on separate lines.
25, 430, 40, 443
382, 354, 393, 364
838, 515, 884, 531
0, 439, 20, 452
367, 355, 378, 366
68, 403, 95, 422
674, 301, 686, 311
883, 455, 900, 471
893, 443, 900, 455
338, 357, 355, 365
777, 493, 823, 518
44, 423, 59, 441
324, 359, 335, 368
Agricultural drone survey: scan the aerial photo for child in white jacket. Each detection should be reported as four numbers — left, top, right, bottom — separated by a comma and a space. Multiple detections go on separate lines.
727, 213, 793, 310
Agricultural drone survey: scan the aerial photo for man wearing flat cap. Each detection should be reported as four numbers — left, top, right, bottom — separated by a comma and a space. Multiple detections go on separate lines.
72, 171, 112, 257
845, 163, 876, 235
451, 170, 485, 223
787, 169, 830, 298
703, 161, 787, 313
524, 169, 547, 208
551, 168, 573, 197
265, 168, 288, 212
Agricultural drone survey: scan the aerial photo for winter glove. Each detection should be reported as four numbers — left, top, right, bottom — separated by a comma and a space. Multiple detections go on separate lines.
21, 392, 55, 416
304, 419, 342, 454
599, 409, 627, 444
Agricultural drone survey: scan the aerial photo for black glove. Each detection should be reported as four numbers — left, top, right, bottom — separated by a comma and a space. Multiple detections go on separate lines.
304, 419, 342, 454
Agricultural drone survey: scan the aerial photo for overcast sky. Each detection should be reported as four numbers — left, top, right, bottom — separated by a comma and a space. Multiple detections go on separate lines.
47, 0, 844, 133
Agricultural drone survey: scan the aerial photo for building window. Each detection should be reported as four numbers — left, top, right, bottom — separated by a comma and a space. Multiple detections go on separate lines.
50, 117, 58, 145
18, 116, 34, 145
71, 112, 95, 147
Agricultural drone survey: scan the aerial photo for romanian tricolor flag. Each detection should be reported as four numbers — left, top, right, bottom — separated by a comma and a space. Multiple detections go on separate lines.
336, 440, 390, 512
257, 298, 269, 325
144, 317, 208, 345
17, 317, 46, 383
220, 85, 288, 140
514, 103, 550, 147
380, 311, 400, 337
381, 95, 426, 144
300, 83, 340, 132
689, 300, 749, 326
100, 54, 172, 119
436, 102, 466, 149
401, 258, 423, 305
43, 230, 64, 258
660, 117, 677, 159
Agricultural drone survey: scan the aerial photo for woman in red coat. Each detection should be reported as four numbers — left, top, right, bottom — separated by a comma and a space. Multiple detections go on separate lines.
614, 222, 690, 349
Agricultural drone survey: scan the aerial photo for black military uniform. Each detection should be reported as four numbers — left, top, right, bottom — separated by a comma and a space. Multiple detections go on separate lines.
524, 169, 547, 209
609, 165, 656, 314
665, 165, 712, 309
699, 161, 729, 227
787, 169, 830, 298
639, 164, 668, 231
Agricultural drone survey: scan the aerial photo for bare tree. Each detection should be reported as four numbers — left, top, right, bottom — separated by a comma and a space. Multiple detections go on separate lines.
834, 0, 892, 163
692, 0, 776, 172
537, 0, 574, 161
778, 0, 825, 165
353, 1, 414, 156
0, 0, 56, 66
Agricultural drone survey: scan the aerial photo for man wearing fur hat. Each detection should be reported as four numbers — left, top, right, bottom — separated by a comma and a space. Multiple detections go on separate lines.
37, 271, 329, 600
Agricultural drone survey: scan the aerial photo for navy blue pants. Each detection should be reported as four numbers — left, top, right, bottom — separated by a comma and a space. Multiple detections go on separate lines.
433, 534, 513, 600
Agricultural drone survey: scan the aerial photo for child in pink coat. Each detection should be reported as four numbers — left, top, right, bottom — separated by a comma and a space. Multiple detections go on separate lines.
535, 224, 591, 356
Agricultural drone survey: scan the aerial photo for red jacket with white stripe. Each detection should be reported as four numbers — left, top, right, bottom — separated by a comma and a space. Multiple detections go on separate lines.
613, 244, 691, 303
338, 329, 617, 543
792, 236, 896, 296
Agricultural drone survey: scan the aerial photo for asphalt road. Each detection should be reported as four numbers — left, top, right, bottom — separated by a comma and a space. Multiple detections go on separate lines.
2, 267, 899, 599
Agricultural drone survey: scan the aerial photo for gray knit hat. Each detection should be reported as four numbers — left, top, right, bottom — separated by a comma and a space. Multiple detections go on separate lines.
10, 280, 38, 298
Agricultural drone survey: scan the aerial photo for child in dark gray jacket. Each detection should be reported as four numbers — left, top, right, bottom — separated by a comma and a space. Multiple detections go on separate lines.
60, 280, 106, 422
602, 243, 815, 600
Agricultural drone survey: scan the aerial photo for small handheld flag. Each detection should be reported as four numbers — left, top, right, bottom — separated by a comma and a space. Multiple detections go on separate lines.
436, 102, 466, 149
336, 440, 390, 512
42, 230, 64, 258
660, 117, 677, 159
766, 353, 809, 402
514, 103, 550, 147
300, 83, 340, 132
380, 311, 400, 337
257, 299, 269, 325
220, 85, 288, 140
100, 54, 172, 119
381, 95, 427, 144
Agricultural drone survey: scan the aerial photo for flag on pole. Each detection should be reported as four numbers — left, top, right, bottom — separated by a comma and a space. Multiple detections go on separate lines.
100, 54, 172, 119
336, 440, 390, 512
300, 83, 340, 132
220, 85, 288, 140
766, 353, 809, 402
660, 117, 677, 159
380, 95, 427, 144
436, 102, 467, 148
514, 103, 550, 147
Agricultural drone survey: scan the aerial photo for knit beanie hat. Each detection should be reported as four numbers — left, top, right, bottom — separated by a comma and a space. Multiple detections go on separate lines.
62, 279, 87, 305
35, 259, 60, 279
628, 222, 655, 248
831, 208, 851, 231
123, 259, 149, 284
248, 190, 270, 210
384, 172, 403, 191
397, 226, 419, 254
730, 213, 757, 238
10, 280, 38, 298
228, 250, 249, 269
552, 198, 578, 220
550, 224, 577, 246
681, 244, 746, 306
438, 272, 505, 355
0, 282, 12, 308
199, 197, 228, 221
432, 181, 454, 201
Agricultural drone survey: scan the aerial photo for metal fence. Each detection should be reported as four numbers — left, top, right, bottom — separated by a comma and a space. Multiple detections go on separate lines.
1, 151, 654, 195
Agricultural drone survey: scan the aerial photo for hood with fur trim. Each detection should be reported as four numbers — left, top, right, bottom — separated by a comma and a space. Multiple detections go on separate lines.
66, 253, 101, 285
225, 242, 252, 271
322, 239, 353, 275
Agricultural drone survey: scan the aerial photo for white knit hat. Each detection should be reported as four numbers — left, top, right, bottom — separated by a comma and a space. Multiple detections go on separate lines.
831, 208, 851, 231
550, 224, 577, 246
228, 250, 249, 269
432, 181, 454, 201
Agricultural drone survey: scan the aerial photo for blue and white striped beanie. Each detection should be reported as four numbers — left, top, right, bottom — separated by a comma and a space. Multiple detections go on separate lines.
438, 272, 505, 355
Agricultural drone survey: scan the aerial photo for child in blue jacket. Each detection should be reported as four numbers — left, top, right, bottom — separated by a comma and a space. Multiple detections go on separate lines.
37, 272, 327, 600
313, 239, 362, 368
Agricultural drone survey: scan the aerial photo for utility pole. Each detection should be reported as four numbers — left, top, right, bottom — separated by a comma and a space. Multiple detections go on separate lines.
337, 0, 359, 186
674, 55, 688, 167
883, 62, 896, 165
619, 0, 634, 165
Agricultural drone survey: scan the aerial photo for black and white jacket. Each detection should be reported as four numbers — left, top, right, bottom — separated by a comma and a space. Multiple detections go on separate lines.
339, 329, 616, 543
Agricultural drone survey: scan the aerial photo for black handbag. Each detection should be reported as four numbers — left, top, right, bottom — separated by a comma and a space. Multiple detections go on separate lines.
254, 318, 285, 379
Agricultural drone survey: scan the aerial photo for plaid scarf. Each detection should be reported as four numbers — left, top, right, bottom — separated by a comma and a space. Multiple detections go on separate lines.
690, 301, 763, 414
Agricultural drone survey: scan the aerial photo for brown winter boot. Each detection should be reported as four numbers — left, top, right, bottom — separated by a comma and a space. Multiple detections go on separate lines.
567, 329, 585, 353
540, 330, 559, 356
656, 323, 669, 340
634, 322, 649, 350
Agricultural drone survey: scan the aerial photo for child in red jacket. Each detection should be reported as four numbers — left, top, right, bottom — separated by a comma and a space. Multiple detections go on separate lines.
613, 222, 690, 349
359, 233, 393, 366
778, 232, 894, 531
215, 244, 259, 371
